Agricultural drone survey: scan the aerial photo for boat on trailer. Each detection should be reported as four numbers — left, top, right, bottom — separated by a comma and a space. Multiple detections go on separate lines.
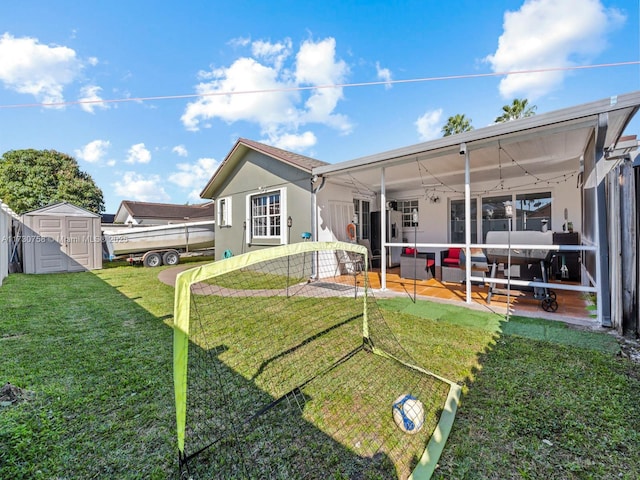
102, 220, 215, 266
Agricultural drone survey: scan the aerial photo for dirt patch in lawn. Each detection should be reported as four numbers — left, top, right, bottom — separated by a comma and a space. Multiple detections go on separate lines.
0, 382, 33, 406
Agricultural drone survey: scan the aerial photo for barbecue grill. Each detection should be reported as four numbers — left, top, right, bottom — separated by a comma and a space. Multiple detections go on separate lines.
484, 230, 558, 312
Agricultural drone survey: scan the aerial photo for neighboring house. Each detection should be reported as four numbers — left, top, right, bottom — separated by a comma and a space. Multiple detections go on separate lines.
100, 213, 116, 225
199, 138, 328, 259
112, 200, 214, 226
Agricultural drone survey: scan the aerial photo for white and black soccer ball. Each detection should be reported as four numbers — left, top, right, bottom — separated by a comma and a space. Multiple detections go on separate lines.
392, 394, 425, 434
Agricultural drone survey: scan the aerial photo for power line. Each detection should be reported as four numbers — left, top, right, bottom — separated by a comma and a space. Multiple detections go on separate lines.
1, 60, 639, 110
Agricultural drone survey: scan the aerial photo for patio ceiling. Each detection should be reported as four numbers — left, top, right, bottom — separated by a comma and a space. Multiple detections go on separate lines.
314, 91, 640, 197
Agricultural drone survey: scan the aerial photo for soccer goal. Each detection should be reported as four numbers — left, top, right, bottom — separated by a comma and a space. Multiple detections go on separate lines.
173, 241, 460, 479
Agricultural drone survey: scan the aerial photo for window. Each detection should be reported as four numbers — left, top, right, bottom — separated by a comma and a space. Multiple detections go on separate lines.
352, 199, 371, 239
450, 199, 477, 243
217, 197, 232, 227
398, 200, 419, 228
481, 195, 511, 242
251, 191, 281, 238
516, 192, 551, 231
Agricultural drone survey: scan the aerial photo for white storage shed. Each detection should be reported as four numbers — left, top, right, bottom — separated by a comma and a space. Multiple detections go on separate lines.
22, 202, 102, 274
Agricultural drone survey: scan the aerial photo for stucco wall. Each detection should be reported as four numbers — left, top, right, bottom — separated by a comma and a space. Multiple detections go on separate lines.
318, 175, 582, 246
213, 150, 314, 260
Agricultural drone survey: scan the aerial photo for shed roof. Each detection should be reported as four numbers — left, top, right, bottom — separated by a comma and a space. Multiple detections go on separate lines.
22, 202, 100, 218
200, 138, 328, 199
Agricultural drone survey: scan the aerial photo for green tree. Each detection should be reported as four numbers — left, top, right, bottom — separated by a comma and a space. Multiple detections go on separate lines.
495, 98, 537, 123
441, 114, 474, 136
0, 149, 104, 214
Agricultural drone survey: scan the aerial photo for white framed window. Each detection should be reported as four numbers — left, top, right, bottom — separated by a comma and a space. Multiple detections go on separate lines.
217, 196, 232, 227
397, 199, 419, 228
246, 188, 286, 243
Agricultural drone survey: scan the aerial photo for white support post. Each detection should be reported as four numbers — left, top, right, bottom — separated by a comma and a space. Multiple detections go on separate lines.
463, 144, 472, 304
381, 167, 387, 291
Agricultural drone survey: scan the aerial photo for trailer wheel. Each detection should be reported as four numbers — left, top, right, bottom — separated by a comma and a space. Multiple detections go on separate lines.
143, 252, 163, 267
163, 250, 180, 266
541, 298, 558, 312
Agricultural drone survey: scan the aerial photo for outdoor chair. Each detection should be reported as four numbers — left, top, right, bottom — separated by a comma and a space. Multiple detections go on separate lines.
334, 250, 364, 277
357, 239, 381, 269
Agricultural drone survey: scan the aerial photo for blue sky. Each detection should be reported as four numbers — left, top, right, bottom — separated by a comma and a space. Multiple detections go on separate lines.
1, 0, 638, 214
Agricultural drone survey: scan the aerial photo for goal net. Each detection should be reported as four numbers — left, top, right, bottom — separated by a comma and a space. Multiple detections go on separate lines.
173, 241, 460, 479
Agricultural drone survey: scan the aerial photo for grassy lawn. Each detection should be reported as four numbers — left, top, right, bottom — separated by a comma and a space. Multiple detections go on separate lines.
1, 261, 639, 479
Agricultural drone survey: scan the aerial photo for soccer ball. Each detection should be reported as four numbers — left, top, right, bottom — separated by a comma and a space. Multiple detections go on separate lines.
392, 394, 424, 434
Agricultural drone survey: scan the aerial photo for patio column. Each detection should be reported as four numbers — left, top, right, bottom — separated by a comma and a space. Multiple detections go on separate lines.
462, 143, 472, 304
595, 113, 612, 327
381, 167, 387, 290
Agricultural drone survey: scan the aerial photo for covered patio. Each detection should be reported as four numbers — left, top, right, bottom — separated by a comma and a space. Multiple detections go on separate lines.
341, 266, 596, 327
314, 91, 640, 329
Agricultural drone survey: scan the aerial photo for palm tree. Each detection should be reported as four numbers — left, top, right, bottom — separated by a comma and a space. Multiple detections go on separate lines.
495, 98, 537, 123
441, 114, 474, 136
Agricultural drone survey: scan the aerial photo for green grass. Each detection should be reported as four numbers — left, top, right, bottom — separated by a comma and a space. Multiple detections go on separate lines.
1, 261, 638, 479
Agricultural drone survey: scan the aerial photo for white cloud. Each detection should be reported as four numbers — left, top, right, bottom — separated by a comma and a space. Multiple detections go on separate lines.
252, 38, 292, 70
376, 62, 392, 89
485, 0, 625, 99
125, 143, 151, 164
181, 37, 352, 146
415, 109, 443, 141
228, 36, 251, 48
295, 38, 351, 132
0, 33, 84, 105
78, 85, 109, 113
168, 157, 220, 201
75, 139, 111, 163
269, 131, 317, 151
113, 172, 170, 202
172, 145, 188, 157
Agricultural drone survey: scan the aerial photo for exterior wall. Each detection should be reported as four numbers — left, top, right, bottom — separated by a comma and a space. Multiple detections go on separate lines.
316, 182, 361, 242
213, 150, 314, 260
318, 175, 583, 248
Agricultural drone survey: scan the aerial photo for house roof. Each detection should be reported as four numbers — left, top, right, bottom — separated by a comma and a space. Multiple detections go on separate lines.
314, 90, 640, 196
113, 200, 214, 224
200, 138, 329, 199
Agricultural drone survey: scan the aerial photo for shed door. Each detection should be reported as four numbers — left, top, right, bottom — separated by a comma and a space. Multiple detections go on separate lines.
32, 216, 67, 273
31, 215, 95, 273
65, 217, 94, 272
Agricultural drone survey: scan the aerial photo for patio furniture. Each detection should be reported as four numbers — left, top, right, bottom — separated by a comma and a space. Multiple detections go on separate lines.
334, 250, 364, 277
400, 249, 435, 280
440, 248, 464, 283
357, 239, 382, 270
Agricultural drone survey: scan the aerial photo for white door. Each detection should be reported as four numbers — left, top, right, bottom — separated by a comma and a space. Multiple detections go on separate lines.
65, 217, 94, 272
32, 216, 67, 273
